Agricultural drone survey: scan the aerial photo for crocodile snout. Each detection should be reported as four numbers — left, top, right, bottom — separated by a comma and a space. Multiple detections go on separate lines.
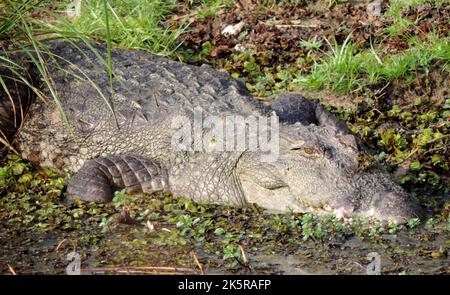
357, 191, 423, 223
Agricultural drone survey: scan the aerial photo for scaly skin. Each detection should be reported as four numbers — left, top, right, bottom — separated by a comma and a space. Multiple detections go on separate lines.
2, 40, 421, 222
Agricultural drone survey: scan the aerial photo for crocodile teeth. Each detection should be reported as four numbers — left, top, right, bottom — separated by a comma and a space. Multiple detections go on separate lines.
323, 204, 333, 212
333, 207, 350, 221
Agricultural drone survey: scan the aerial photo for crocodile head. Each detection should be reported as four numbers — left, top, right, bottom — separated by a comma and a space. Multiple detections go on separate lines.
237, 123, 422, 223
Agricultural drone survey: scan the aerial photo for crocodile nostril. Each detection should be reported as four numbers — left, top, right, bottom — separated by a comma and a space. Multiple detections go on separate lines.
323, 146, 335, 159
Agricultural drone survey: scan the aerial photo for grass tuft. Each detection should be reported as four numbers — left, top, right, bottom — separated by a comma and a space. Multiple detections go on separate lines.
70, 0, 187, 56
297, 33, 450, 93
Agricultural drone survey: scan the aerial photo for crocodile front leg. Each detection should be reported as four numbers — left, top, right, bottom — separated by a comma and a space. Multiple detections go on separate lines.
67, 155, 170, 202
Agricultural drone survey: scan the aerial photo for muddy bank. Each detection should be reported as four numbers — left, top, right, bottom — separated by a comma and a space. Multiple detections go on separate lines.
1, 155, 448, 275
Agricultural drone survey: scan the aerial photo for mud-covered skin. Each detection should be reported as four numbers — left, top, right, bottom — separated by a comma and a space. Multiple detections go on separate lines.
9, 41, 421, 221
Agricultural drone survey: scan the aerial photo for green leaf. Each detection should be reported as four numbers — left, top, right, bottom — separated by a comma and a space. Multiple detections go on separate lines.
214, 228, 225, 235
11, 163, 27, 175
410, 161, 422, 170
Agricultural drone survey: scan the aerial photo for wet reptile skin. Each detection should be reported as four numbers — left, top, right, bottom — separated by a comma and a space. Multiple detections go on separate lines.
4, 40, 421, 221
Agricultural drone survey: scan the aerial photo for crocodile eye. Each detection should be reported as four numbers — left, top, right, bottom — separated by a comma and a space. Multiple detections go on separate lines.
295, 146, 323, 158
287, 141, 325, 158
303, 147, 318, 155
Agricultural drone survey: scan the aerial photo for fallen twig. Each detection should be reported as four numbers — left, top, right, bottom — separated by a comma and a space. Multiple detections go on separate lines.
7, 264, 16, 275
265, 19, 321, 29
239, 245, 248, 266
192, 251, 205, 275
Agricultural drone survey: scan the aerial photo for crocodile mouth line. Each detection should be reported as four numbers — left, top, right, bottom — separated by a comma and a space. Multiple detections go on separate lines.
300, 203, 354, 221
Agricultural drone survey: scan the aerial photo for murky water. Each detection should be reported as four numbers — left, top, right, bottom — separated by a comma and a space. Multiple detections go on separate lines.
1, 221, 448, 275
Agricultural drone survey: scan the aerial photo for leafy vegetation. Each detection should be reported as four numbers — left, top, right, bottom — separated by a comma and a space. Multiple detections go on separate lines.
0, 155, 449, 273
328, 96, 450, 201
0, 0, 449, 274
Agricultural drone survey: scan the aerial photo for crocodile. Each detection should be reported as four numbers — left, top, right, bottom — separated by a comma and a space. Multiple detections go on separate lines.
0, 40, 421, 222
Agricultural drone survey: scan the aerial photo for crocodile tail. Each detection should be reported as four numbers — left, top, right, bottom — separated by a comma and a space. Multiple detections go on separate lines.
67, 155, 170, 203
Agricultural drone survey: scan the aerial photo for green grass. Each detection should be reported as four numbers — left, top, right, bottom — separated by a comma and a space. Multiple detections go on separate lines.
69, 0, 186, 56
385, 0, 447, 36
297, 35, 362, 93
297, 33, 450, 93
186, 0, 234, 19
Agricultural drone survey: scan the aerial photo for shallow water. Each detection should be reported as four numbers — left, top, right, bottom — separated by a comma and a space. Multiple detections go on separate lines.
1, 219, 448, 275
